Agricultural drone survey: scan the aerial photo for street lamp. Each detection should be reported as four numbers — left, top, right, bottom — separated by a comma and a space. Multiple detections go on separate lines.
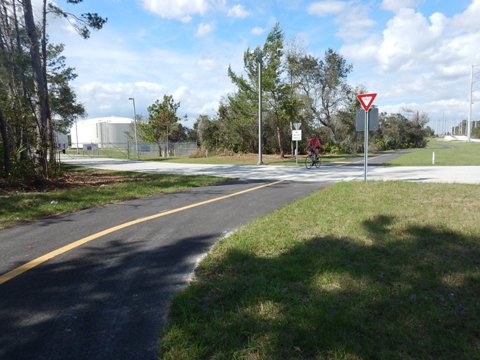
75, 117, 79, 154
467, 65, 476, 142
254, 48, 263, 165
128, 97, 139, 158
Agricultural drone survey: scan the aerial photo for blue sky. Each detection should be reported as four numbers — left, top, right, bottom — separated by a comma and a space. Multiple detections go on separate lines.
46, 0, 480, 132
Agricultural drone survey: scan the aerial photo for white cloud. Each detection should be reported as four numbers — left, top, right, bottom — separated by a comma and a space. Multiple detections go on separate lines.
196, 22, 215, 37
377, 9, 448, 72
334, 4, 375, 40
141, 0, 210, 22
343, 1, 480, 127
173, 85, 191, 101
75, 81, 165, 118
251, 27, 266, 36
74, 79, 231, 125
197, 58, 218, 71
199, 102, 219, 114
306, 1, 376, 42
227, 4, 250, 18
48, 0, 480, 129
47, 14, 247, 125
451, 0, 480, 33
307, 1, 346, 17
340, 38, 380, 62
381, 0, 420, 12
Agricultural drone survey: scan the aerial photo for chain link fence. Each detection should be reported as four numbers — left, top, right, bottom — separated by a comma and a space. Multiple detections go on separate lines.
69, 141, 198, 159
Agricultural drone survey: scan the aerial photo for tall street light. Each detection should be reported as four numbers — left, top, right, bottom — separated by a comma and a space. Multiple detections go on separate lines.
128, 97, 139, 158
74, 117, 79, 155
255, 48, 263, 165
467, 65, 476, 142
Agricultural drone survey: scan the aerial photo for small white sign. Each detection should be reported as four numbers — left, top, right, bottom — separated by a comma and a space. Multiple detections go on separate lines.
292, 130, 302, 141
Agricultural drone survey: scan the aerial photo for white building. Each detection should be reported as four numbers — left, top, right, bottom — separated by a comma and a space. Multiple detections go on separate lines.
70, 116, 134, 149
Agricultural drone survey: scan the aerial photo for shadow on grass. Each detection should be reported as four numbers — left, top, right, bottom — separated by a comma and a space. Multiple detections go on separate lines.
162, 216, 480, 359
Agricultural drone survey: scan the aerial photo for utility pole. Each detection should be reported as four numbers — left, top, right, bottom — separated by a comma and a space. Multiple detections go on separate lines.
467, 65, 474, 142
128, 97, 139, 158
442, 112, 445, 136
255, 48, 263, 165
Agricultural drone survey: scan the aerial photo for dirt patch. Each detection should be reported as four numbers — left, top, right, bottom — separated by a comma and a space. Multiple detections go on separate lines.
0, 171, 130, 196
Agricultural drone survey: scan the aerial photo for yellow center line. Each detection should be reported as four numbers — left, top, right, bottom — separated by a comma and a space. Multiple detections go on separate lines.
0, 180, 284, 286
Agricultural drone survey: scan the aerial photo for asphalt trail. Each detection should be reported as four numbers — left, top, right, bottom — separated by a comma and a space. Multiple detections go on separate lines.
0, 179, 329, 360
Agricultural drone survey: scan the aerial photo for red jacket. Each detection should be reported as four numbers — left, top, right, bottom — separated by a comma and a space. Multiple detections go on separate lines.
308, 137, 321, 148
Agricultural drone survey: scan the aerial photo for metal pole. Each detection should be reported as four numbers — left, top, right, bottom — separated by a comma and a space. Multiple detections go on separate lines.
468, 65, 474, 142
364, 109, 369, 182
75, 118, 79, 154
442, 112, 445, 136
290, 122, 293, 162
257, 49, 263, 165
295, 140, 298, 164
129, 97, 138, 158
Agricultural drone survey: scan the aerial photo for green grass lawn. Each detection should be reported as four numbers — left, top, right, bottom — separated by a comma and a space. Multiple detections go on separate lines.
141, 153, 351, 166
160, 181, 480, 359
68, 148, 351, 166
0, 167, 226, 229
388, 138, 480, 166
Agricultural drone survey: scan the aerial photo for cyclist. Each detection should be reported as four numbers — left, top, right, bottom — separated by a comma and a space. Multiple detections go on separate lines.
306, 136, 323, 161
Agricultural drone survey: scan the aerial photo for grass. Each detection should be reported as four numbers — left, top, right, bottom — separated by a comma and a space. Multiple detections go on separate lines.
68, 148, 352, 166
0, 167, 226, 229
160, 181, 480, 359
143, 153, 353, 166
388, 138, 480, 166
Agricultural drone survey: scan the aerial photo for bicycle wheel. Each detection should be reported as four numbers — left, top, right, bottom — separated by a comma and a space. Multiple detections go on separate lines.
314, 155, 322, 168
305, 156, 313, 169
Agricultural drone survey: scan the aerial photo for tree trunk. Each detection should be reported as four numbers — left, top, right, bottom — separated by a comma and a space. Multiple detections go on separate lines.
41, 0, 55, 164
23, 0, 49, 180
275, 124, 284, 157
0, 107, 10, 177
272, 107, 284, 157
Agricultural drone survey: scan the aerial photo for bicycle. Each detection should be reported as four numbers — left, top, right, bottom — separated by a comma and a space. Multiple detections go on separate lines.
305, 152, 321, 169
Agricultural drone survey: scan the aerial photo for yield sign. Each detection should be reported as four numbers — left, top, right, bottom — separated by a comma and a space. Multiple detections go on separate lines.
357, 93, 377, 111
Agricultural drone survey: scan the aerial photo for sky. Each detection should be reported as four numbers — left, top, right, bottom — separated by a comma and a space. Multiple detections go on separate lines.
45, 0, 480, 133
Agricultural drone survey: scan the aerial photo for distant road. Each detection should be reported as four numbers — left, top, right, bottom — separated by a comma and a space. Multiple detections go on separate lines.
61, 155, 480, 184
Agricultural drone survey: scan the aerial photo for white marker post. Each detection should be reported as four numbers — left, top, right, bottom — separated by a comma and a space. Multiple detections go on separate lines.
292, 123, 302, 165
357, 93, 377, 182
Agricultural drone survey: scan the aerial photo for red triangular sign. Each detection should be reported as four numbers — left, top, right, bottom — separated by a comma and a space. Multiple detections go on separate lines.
357, 93, 377, 111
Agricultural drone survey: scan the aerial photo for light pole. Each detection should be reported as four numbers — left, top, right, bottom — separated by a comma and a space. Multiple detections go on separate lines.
467, 65, 475, 142
166, 123, 169, 158
255, 48, 263, 165
128, 97, 139, 158
75, 117, 79, 154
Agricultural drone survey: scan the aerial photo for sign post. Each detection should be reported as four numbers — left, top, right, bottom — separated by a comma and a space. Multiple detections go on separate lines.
357, 93, 377, 182
364, 109, 368, 181
292, 122, 301, 164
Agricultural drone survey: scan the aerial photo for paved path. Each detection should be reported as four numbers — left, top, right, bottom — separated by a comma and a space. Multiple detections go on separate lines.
2, 156, 478, 360
62, 156, 480, 184
0, 180, 328, 360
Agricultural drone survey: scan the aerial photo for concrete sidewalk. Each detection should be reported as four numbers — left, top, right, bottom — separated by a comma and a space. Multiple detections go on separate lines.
61, 156, 480, 184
